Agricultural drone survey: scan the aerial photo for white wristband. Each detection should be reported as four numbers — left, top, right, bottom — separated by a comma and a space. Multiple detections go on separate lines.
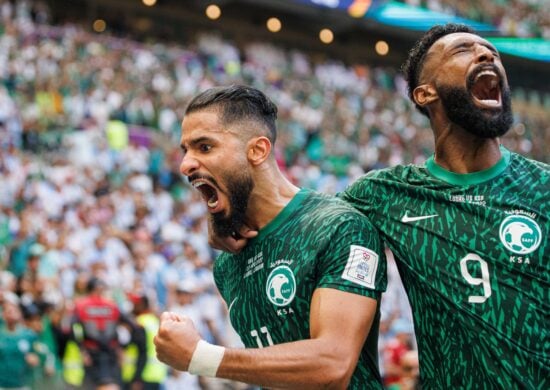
188, 340, 225, 377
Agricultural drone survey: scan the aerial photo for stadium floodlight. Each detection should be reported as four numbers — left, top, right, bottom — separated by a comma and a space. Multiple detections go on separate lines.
267, 17, 282, 33
319, 28, 334, 44
142, 0, 157, 6
206, 4, 222, 20
375, 40, 389, 56
93, 19, 106, 33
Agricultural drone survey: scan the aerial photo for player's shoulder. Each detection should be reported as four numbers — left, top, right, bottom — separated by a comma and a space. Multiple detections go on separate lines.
365, 163, 426, 181
344, 164, 426, 193
508, 152, 550, 190
510, 151, 550, 172
304, 189, 364, 215
302, 189, 375, 227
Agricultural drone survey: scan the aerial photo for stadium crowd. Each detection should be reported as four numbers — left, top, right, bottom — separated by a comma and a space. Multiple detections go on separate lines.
0, 0, 547, 388
402, 0, 550, 38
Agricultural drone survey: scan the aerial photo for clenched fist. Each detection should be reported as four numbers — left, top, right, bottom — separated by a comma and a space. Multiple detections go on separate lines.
153, 311, 202, 371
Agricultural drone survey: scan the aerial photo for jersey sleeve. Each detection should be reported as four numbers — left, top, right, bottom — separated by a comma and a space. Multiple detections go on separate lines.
212, 253, 227, 304
338, 173, 379, 215
316, 211, 386, 298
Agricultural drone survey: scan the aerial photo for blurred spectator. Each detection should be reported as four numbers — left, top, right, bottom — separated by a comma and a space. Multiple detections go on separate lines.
21, 302, 61, 388
383, 318, 416, 388
125, 294, 167, 390
72, 276, 122, 389
6, 219, 36, 279
0, 296, 41, 389
387, 350, 419, 390
401, 0, 550, 38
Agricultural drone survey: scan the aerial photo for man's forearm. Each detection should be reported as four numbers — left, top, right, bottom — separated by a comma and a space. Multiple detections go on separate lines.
215, 338, 356, 389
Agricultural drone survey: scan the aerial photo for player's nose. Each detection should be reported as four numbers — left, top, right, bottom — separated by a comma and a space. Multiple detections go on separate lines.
474, 44, 495, 64
180, 153, 200, 176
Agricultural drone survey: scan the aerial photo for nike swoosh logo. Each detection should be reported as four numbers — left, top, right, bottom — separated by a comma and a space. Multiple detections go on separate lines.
401, 211, 438, 223
228, 297, 238, 315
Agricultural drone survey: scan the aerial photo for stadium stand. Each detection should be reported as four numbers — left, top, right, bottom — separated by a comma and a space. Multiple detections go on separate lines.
400, 0, 550, 38
0, 0, 548, 388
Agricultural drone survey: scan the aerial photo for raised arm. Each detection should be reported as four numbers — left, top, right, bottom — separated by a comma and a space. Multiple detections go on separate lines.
154, 288, 378, 389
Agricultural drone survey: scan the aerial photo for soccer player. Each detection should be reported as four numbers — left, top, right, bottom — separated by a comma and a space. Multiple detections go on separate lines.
341, 24, 549, 388
213, 25, 549, 388
154, 85, 387, 389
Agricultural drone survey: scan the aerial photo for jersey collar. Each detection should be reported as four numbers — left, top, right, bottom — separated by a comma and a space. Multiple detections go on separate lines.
252, 188, 309, 242
426, 146, 511, 186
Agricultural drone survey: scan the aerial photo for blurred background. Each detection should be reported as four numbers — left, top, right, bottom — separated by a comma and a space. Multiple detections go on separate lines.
0, 0, 548, 389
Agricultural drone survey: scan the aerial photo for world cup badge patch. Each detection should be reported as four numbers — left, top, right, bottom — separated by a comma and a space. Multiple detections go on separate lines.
342, 245, 379, 289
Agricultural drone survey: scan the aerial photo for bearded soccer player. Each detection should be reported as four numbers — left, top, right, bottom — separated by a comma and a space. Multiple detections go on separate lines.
341, 24, 549, 388
153, 85, 386, 389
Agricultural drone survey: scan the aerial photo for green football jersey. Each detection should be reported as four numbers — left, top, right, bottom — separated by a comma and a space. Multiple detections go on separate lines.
213, 189, 386, 389
342, 148, 549, 389
0, 324, 39, 388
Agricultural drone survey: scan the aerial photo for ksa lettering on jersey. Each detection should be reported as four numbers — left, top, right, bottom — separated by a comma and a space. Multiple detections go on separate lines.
341, 149, 549, 388
213, 189, 386, 389
499, 211, 542, 265
448, 194, 543, 264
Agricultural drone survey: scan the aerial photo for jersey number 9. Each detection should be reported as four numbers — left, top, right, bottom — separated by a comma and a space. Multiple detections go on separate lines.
460, 253, 492, 304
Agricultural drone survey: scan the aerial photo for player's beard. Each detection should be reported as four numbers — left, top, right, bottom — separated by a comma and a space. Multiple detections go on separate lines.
210, 170, 254, 238
437, 74, 513, 139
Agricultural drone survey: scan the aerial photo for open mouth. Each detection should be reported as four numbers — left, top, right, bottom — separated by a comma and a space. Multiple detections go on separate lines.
191, 179, 222, 212
470, 69, 502, 109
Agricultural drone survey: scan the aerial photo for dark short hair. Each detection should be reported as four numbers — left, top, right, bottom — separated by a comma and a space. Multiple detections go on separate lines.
185, 85, 278, 143
86, 276, 105, 293
402, 23, 475, 116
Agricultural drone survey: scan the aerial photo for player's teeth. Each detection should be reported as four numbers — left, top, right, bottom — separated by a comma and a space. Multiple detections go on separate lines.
477, 70, 496, 78
480, 99, 499, 107
208, 199, 218, 208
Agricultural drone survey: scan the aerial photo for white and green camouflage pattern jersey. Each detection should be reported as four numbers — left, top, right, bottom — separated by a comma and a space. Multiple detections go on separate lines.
342, 147, 549, 389
213, 188, 387, 389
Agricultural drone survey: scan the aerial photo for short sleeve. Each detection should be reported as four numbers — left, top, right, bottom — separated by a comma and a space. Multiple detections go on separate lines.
316, 212, 386, 298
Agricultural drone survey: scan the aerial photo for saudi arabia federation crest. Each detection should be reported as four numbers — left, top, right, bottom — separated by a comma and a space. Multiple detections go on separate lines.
499, 215, 542, 255
266, 265, 296, 307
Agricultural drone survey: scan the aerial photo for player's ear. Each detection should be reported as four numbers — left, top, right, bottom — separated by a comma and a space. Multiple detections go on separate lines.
413, 84, 438, 109
247, 136, 271, 166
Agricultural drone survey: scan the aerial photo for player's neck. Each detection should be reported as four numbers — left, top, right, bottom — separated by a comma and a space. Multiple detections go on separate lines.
246, 171, 300, 231
433, 126, 503, 174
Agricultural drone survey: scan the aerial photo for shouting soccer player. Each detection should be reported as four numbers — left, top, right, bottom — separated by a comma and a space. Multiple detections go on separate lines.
342, 24, 549, 388
154, 85, 387, 389
212, 25, 549, 388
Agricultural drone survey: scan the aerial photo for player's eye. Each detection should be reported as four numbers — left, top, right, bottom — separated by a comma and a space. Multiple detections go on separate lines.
199, 144, 212, 152
453, 49, 468, 55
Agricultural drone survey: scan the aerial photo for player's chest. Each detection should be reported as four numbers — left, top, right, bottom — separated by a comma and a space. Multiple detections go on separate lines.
223, 249, 318, 335
388, 187, 545, 262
